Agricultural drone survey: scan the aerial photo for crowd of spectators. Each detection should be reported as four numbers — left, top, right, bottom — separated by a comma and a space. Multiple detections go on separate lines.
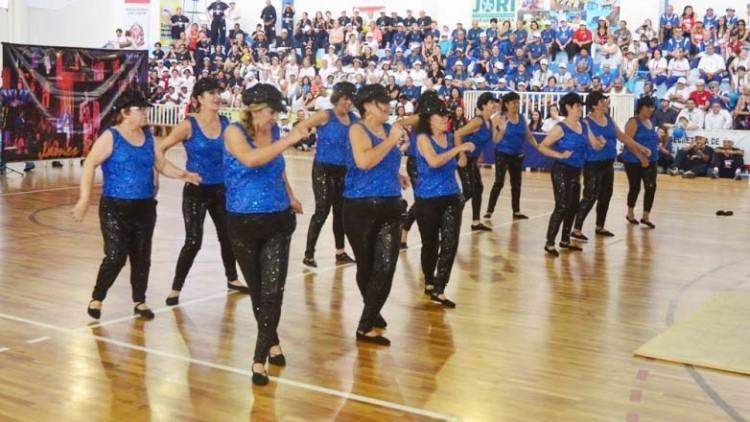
119, 1, 750, 177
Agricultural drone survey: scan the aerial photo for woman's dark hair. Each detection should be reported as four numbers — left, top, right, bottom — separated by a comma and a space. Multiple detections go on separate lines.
546, 104, 559, 118
501, 92, 520, 112
330, 81, 357, 104
476, 92, 498, 111
636, 96, 656, 114
558, 92, 583, 116
682, 5, 693, 18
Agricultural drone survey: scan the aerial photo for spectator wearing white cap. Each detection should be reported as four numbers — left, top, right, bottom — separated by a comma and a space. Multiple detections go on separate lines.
532, 59, 553, 87
409, 61, 428, 86
555, 62, 573, 85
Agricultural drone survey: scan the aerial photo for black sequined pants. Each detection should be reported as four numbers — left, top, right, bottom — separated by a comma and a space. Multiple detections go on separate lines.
92, 197, 157, 304
457, 156, 483, 221
624, 162, 657, 212
415, 195, 463, 295
574, 159, 614, 230
343, 197, 404, 333
402, 156, 418, 232
227, 210, 296, 364
172, 183, 237, 291
487, 152, 524, 214
305, 163, 346, 257
546, 163, 582, 245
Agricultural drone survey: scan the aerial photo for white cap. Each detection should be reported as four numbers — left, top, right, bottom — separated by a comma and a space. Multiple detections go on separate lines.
540, 58, 548, 65
445, 74, 454, 80
476, 77, 486, 83
498, 77, 507, 83
696, 79, 705, 85
304, 25, 312, 31
677, 77, 687, 84
494, 61, 504, 69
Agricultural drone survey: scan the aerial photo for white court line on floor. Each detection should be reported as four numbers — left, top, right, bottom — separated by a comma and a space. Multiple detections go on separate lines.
0, 347, 9, 353
0, 184, 101, 197
26, 336, 51, 344
0, 311, 458, 421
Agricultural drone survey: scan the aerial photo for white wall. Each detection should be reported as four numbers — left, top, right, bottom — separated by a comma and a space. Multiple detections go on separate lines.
25, 0, 123, 48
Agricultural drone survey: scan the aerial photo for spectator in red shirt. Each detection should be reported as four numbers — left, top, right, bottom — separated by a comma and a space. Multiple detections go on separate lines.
689, 79, 713, 110
573, 22, 593, 55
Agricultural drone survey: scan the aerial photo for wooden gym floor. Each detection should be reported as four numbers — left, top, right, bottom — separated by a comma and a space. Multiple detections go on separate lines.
1, 150, 749, 421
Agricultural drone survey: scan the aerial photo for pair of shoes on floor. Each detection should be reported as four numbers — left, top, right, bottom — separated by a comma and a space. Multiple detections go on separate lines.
716, 210, 734, 216
51, 161, 63, 168
133, 303, 155, 320
335, 252, 355, 264
356, 330, 391, 346
471, 223, 492, 232
429, 292, 456, 308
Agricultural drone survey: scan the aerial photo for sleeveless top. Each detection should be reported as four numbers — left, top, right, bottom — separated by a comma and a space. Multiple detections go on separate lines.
554, 121, 589, 169
315, 110, 357, 166
223, 123, 289, 214
101, 127, 155, 200
496, 114, 527, 155
621, 118, 659, 164
343, 123, 402, 199
463, 117, 492, 158
415, 134, 461, 199
184, 115, 229, 185
585, 115, 617, 162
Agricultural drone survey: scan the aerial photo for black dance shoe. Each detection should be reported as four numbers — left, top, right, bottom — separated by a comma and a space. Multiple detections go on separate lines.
570, 232, 588, 242
483, 212, 493, 219
640, 219, 656, 229
252, 368, 270, 386
268, 353, 286, 367
165, 295, 179, 306
559, 242, 583, 252
544, 244, 559, 257
626, 216, 640, 225
227, 282, 250, 294
512, 213, 529, 220
133, 303, 155, 320
429, 293, 456, 308
335, 252, 356, 264
595, 228, 615, 237
87, 301, 101, 320
471, 223, 492, 232
302, 257, 318, 268
356, 331, 391, 346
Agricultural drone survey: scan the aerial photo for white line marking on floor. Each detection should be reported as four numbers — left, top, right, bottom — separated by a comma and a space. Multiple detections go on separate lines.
26, 336, 51, 344
0, 184, 100, 197
0, 347, 9, 353
0, 312, 459, 421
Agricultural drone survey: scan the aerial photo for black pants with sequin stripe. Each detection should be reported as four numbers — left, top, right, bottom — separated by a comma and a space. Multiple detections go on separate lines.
546, 163, 582, 245
415, 195, 463, 295
92, 197, 157, 304
402, 156, 418, 232
574, 159, 615, 230
227, 210, 296, 364
457, 156, 483, 221
624, 162, 657, 213
172, 183, 238, 291
486, 152, 524, 215
305, 162, 346, 258
343, 197, 404, 333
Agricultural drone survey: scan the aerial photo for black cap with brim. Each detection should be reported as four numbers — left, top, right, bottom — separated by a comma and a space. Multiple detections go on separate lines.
354, 84, 390, 108
586, 91, 609, 109
242, 83, 287, 112
192, 77, 221, 98
114, 91, 152, 111
419, 98, 450, 117
331, 81, 358, 102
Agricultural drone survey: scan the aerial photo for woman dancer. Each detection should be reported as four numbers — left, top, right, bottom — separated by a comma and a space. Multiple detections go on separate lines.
571, 92, 651, 240
344, 84, 409, 346
158, 78, 245, 306
538, 93, 605, 257
623, 97, 660, 229
222, 84, 307, 385
484, 92, 540, 221
299, 82, 359, 268
72, 91, 200, 320
413, 96, 475, 307
455, 92, 501, 231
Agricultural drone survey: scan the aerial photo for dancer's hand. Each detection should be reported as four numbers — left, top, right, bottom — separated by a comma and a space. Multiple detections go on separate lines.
181, 171, 202, 186
290, 197, 303, 214
641, 146, 652, 158
71, 200, 89, 222
559, 150, 573, 160
399, 173, 410, 189
460, 143, 476, 154
458, 153, 467, 168
640, 157, 650, 168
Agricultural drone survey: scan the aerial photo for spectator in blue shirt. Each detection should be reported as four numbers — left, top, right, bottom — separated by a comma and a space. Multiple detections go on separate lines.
660, 4, 679, 42
407, 23, 423, 45
598, 63, 616, 91
514, 20, 528, 46
512, 63, 532, 89
574, 61, 592, 90
724, 8, 738, 27
664, 28, 690, 57
552, 18, 575, 61
573, 48, 593, 74
451, 62, 469, 82
401, 77, 421, 101
468, 20, 483, 43
541, 21, 556, 48
470, 33, 491, 60
527, 34, 546, 68
452, 31, 469, 53
486, 18, 499, 42
703, 8, 719, 30
392, 23, 407, 52
447, 48, 468, 70
509, 47, 528, 72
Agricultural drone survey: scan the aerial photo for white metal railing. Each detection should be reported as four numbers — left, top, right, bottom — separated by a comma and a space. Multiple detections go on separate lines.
463, 91, 635, 129
148, 105, 244, 126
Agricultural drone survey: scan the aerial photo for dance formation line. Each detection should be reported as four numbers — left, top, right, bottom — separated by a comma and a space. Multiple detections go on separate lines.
70, 82, 660, 386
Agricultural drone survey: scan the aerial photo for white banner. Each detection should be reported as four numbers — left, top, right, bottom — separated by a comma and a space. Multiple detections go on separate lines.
683, 130, 750, 163
124, 2, 150, 50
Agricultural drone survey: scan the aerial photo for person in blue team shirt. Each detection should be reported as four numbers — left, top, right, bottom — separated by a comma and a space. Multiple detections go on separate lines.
724, 8, 738, 27
467, 20, 483, 44
703, 7, 719, 31
344, 84, 410, 347
541, 21, 556, 48
574, 61, 592, 91
514, 20, 528, 46
446, 47, 467, 70
622, 96, 660, 229
72, 91, 201, 321
527, 34, 547, 69
538, 92, 606, 257
570, 92, 650, 241
664, 28, 690, 58
451, 32, 469, 53
455, 92, 502, 231
486, 61, 505, 86
660, 4, 679, 42
598, 63, 616, 91
486, 18, 499, 42
485, 92, 540, 221
295, 82, 359, 268
222, 84, 307, 386
407, 23, 424, 45
157, 78, 246, 307
512, 63, 533, 89
406, 46, 423, 67
552, 18, 575, 61
470, 32, 491, 60
391, 23, 407, 52
413, 96, 475, 308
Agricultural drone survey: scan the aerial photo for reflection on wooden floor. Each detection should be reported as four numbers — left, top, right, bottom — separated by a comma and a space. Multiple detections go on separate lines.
1, 152, 749, 421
